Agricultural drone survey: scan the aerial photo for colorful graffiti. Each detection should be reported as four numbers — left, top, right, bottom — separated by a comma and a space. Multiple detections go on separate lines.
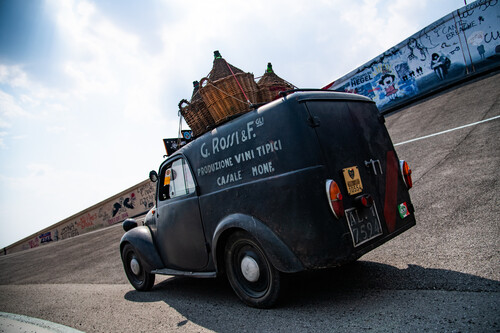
5, 180, 157, 254
28, 236, 39, 249
75, 212, 97, 230
137, 182, 156, 210
39, 232, 53, 244
325, 0, 500, 111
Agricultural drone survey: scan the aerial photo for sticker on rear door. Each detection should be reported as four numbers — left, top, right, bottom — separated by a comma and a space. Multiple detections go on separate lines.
398, 202, 410, 219
343, 166, 363, 195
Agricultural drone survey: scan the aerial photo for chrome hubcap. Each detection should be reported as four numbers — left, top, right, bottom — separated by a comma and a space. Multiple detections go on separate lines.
241, 256, 260, 282
130, 258, 141, 275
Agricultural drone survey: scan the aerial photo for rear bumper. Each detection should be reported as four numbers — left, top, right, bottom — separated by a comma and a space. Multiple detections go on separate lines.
300, 215, 416, 270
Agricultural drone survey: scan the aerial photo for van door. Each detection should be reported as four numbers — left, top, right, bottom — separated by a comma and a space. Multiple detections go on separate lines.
155, 157, 208, 270
305, 99, 412, 246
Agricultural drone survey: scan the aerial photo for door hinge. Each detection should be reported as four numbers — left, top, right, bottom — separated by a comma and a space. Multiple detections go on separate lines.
365, 159, 383, 175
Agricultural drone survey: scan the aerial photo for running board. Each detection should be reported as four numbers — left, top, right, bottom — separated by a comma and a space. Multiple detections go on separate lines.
151, 268, 216, 278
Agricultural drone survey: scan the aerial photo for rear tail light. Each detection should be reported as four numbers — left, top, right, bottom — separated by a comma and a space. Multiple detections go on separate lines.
355, 194, 374, 208
326, 180, 344, 219
399, 160, 413, 189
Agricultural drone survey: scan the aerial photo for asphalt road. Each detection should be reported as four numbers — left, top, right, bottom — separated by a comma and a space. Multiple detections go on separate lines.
0, 72, 499, 332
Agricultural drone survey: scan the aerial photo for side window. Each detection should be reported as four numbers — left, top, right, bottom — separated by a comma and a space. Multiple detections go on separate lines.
159, 159, 196, 201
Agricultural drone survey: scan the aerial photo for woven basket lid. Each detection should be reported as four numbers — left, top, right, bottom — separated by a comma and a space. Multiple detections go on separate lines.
257, 62, 293, 86
208, 50, 245, 81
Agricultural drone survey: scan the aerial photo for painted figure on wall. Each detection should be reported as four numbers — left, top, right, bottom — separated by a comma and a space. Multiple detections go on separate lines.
378, 74, 399, 101
477, 45, 486, 59
123, 193, 136, 209
407, 37, 428, 61
112, 198, 124, 217
431, 53, 451, 80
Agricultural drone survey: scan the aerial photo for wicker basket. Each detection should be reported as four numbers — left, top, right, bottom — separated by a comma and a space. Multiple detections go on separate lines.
199, 72, 258, 124
178, 96, 215, 137
209, 51, 245, 80
257, 63, 295, 103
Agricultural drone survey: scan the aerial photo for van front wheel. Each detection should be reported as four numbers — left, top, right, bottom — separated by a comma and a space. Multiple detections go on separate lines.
122, 243, 155, 291
225, 231, 281, 308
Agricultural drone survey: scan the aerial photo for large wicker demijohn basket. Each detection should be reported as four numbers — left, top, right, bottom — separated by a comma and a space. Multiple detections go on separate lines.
199, 51, 258, 124
179, 80, 215, 137
257, 62, 295, 103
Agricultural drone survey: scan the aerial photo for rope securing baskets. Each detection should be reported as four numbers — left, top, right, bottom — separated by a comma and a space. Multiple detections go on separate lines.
199, 51, 258, 125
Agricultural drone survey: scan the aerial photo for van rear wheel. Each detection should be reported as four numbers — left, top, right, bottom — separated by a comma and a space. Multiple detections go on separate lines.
225, 231, 281, 308
122, 243, 155, 291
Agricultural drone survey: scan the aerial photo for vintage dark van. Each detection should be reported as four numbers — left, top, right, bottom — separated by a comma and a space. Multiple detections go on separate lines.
120, 90, 415, 308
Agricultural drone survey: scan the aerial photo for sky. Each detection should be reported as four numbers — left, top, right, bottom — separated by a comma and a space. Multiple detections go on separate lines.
0, 0, 467, 248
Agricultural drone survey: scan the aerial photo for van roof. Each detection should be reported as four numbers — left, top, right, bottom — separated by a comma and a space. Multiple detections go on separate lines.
284, 90, 374, 103
167, 90, 375, 161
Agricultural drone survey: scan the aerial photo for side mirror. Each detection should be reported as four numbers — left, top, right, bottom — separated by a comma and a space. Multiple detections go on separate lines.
149, 170, 158, 183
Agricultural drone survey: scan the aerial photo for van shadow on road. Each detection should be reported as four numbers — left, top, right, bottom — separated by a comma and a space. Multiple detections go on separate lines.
124, 261, 499, 332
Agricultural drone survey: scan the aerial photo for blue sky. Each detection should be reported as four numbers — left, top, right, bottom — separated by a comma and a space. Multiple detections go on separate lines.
0, 0, 466, 248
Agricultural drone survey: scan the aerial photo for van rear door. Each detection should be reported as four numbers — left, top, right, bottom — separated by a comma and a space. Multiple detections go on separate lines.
302, 93, 415, 248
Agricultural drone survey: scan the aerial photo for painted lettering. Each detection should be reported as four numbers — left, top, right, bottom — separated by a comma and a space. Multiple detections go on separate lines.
217, 171, 243, 186
252, 162, 275, 176
256, 140, 283, 157
255, 117, 264, 127
202, 120, 259, 158
201, 142, 210, 158
350, 74, 373, 87
197, 157, 234, 177
234, 149, 256, 164
39, 232, 53, 244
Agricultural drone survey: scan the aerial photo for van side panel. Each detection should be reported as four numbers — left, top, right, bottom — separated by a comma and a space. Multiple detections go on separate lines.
187, 100, 324, 195
183, 99, 357, 270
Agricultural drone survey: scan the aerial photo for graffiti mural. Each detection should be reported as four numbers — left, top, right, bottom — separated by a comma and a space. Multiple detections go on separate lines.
39, 232, 53, 244
137, 182, 156, 210
28, 236, 39, 249
6, 179, 157, 254
61, 224, 79, 240
325, 0, 500, 111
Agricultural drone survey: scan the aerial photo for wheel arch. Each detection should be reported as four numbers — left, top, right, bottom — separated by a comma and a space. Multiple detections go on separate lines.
212, 214, 305, 274
120, 226, 164, 273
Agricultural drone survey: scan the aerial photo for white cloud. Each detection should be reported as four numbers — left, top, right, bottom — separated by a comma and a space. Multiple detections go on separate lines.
44, 0, 174, 126
0, 132, 6, 149
46, 126, 67, 134
0, 65, 30, 88
0, 119, 11, 129
0, 90, 29, 119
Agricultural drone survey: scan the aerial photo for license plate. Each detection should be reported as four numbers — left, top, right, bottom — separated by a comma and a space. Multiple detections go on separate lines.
345, 204, 383, 247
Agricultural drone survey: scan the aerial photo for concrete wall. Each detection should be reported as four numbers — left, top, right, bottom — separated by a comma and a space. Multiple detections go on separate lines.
324, 0, 500, 111
4, 179, 155, 255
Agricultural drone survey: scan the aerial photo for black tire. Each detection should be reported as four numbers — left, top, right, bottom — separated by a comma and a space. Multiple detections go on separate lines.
225, 231, 281, 308
121, 243, 155, 291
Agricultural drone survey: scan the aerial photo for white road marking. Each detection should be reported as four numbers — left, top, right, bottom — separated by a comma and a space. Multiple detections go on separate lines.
394, 115, 500, 146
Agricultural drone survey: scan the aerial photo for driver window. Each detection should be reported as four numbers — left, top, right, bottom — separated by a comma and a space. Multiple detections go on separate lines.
159, 159, 196, 201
